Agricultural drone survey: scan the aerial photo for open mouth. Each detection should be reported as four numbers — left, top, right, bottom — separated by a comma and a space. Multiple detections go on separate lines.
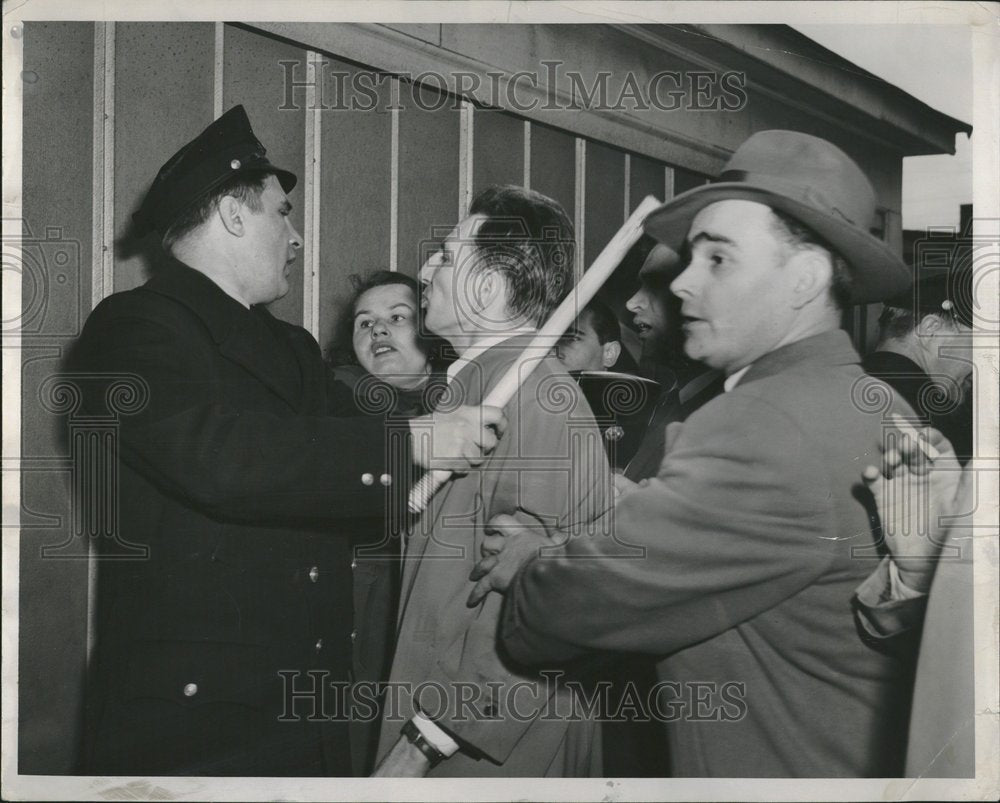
634, 321, 653, 337
371, 343, 397, 357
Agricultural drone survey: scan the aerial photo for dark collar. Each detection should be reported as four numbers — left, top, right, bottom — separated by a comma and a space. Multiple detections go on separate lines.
142, 257, 256, 343
862, 349, 928, 379
738, 329, 861, 388
143, 258, 303, 408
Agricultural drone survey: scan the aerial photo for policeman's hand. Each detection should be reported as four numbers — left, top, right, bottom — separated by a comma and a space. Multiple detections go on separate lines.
409, 405, 507, 471
862, 419, 964, 593
467, 514, 558, 607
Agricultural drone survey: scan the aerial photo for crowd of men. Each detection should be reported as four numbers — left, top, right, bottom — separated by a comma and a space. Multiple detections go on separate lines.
68, 105, 976, 779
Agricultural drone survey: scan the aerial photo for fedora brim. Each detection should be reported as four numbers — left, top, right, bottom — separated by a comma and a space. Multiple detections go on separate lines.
643, 183, 911, 304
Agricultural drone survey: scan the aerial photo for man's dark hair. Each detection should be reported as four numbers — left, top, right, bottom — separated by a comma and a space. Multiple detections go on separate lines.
876, 305, 917, 341
467, 185, 575, 328
581, 298, 621, 345
769, 208, 854, 310
161, 169, 273, 252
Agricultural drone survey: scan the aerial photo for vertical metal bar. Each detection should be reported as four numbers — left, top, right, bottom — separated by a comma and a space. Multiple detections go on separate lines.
302, 52, 321, 338
102, 24, 115, 298
664, 165, 675, 201
88, 20, 116, 662
574, 138, 586, 278
458, 100, 474, 219
522, 120, 531, 189
213, 22, 224, 118
389, 79, 400, 272
91, 22, 115, 305
623, 153, 631, 222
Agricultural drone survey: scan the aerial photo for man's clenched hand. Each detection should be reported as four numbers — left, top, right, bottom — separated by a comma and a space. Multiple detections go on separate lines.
409, 405, 507, 471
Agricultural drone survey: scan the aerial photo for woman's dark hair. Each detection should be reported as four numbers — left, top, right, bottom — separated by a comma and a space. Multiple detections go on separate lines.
328, 270, 452, 370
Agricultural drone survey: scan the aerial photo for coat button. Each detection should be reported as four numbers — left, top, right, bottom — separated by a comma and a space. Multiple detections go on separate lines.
361, 473, 374, 486
183, 682, 198, 697
308, 566, 319, 583
350, 629, 357, 643
315, 638, 323, 653
350, 558, 357, 570
379, 473, 392, 486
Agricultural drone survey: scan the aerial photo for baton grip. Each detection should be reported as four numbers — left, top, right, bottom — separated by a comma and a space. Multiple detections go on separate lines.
408, 469, 452, 514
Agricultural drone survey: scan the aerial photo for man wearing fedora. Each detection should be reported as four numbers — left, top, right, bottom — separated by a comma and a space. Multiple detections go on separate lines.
70, 105, 503, 776
473, 130, 921, 776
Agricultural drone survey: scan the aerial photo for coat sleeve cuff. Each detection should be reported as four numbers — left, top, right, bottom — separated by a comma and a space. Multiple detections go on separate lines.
854, 557, 928, 638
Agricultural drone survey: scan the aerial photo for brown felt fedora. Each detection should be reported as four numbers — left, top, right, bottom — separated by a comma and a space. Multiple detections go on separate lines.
643, 130, 910, 304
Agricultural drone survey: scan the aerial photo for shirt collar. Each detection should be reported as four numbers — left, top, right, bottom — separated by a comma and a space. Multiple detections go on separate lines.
724, 365, 752, 392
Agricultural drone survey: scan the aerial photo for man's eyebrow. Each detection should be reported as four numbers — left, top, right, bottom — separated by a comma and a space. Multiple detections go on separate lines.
689, 231, 736, 248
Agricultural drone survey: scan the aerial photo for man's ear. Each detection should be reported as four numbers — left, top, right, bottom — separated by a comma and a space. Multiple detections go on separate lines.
915, 313, 946, 338
216, 196, 245, 237
475, 268, 509, 312
602, 340, 622, 369
787, 249, 832, 309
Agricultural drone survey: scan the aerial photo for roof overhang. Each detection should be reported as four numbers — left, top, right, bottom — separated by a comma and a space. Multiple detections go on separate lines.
620, 24, 971, 157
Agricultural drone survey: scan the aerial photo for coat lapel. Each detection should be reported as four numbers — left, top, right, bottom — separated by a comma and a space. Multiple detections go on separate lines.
143, 260, 305, 411
217, 314, 303, 411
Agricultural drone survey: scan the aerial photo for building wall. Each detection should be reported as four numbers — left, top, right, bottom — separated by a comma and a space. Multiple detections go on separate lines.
18, 20, 906, 773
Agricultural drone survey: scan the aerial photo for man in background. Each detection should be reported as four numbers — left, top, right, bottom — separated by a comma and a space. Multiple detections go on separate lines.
863, 265, 974, 462
620, 241, 724, 482
553, 297, 623, 373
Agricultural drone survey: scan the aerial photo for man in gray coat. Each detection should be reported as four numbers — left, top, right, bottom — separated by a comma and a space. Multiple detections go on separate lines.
474, 130, 920, 776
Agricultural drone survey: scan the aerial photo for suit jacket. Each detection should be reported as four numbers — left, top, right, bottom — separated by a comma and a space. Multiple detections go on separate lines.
377, 336, 610, 777
502, 330, 919, 777
70, 261, 405, 775
624, 369, 724, 482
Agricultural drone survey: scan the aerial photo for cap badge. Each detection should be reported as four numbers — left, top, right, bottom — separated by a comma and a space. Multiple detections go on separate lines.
230, 158, 241, 170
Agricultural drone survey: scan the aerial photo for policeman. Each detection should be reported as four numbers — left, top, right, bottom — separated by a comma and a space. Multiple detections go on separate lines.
73, 105, 503, 776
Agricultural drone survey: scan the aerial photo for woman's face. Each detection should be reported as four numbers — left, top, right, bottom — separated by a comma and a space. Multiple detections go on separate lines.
352, 283, 429, 389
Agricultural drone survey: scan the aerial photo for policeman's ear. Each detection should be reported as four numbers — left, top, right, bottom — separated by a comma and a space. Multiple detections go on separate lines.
787, 248, 832, 309
216, 195, 245, 237
602, 340, 622, 369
